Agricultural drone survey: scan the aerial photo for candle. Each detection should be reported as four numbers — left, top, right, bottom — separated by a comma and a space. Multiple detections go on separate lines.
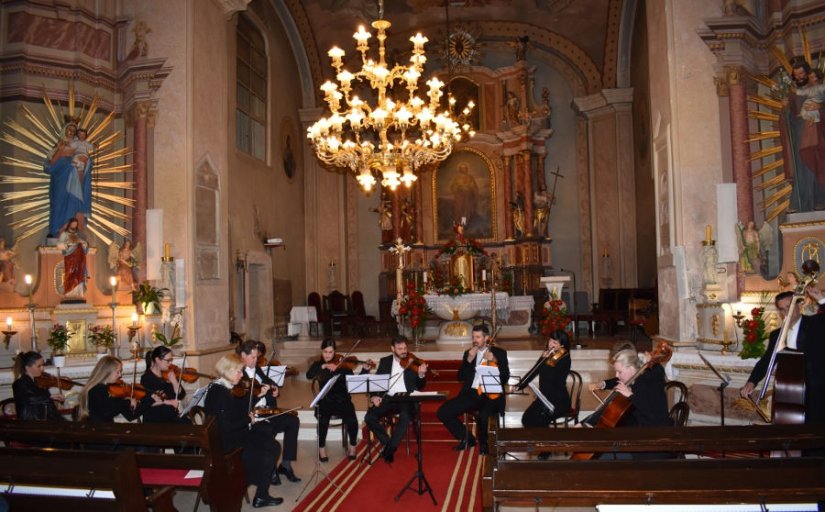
482, 269, 487, 281
423, 272, 428, 284
110, 276, 117, 288
24, 274, 31, 286
164, 243, 171, 259
461, 216, 466, 226
6, 317, 11, 330
603, 247, 609, 258
131, 313, 138, 327
705, 224, 712, 242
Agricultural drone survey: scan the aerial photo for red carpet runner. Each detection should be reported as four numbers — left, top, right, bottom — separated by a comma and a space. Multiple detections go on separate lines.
294, 360, 483, 512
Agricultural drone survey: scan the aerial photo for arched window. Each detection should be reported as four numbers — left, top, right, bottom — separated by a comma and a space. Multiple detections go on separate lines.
236, 14, 267, 160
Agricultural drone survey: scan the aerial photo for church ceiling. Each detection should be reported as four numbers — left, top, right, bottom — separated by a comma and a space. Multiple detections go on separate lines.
300, 0, 613, 75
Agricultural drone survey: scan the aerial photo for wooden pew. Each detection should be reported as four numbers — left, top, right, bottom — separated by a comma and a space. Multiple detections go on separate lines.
484, 425, 825, 511
0, 447, 175, 512
0, 417, 246, 512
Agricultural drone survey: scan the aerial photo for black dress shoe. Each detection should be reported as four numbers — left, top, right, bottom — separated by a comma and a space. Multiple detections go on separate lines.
479, 444, 489, 455
382, 446, 395, 464
348, 454, 356, 461
319, 453, 329, 463
270, 472, 282, 486
452, 436, 477, 451
252, 495, 284, 508
277, 464, 301, 483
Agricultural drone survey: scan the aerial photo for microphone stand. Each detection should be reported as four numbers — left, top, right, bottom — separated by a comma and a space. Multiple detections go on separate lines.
558, 268, 580, 347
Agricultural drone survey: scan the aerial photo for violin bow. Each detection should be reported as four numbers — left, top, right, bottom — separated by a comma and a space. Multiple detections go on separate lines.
332, 339, 362, 371
173, 352, 187, 409
130, 349, 140, 401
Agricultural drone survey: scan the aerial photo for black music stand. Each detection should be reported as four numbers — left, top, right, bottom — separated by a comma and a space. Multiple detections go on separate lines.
295, 375, 343, 503
391, 391, 447, 505
346, 374, 390, 465
698, 351, 731, 426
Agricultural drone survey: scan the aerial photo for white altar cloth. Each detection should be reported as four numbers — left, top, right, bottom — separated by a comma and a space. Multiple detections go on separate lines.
392, 292, 511, 321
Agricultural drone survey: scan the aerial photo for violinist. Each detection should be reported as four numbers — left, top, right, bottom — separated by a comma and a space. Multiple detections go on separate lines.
437, 324, 509, 455
520, 330, 571, 431
585, 346, 671, 429
305, 339, 371, 462
12, 351, 64, 421
364, 335, 427, 464
237, 340, 301, 485
140, 346, 188, 424
79, 356, 155, 423
204, 354, 283, 508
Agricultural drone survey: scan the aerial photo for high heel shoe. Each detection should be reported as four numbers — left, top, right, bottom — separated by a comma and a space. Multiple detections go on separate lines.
319, 453, 329, 463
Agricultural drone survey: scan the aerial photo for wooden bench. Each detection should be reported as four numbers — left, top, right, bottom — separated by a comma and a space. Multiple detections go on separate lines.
483, 425, 825, 511
0, 417, 246, 512
0, 447, 175, 511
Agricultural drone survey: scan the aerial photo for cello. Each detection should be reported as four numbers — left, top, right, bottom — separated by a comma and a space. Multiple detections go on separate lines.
750, 260, 818, 424
571, 340, 672, 460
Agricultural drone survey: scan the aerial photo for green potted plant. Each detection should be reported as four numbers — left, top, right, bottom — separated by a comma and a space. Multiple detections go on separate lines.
153, 324, 182, 350
48, 323, 72, 367
89, 324, 116, 358
132, 281, 167, 315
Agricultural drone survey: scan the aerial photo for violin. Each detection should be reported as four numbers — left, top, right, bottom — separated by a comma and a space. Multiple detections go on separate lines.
544, 347, 568, 367
107, 380, 149, 400
478, 352, 500, 400
399, 352, 440, 377
515, 345, 569, 392
256, 355, 299, 377
164, 364, 216, 383
231, 377, 255, 398
35, 372, 83, 391
328, 354, 375, 372
253, 406, 298, 418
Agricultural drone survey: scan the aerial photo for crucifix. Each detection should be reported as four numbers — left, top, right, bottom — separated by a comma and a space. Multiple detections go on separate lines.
547, 166, 564, 218
389, 237, 410, 301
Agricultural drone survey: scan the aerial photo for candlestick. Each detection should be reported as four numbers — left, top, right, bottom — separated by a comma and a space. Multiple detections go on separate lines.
705, 224, 712, 242
24, 274, 33, 303
131, 313, 138, 327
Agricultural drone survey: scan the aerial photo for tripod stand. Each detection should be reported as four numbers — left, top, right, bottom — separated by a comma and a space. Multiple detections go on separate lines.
294, 375, 343, 503
390, 393, 446, 505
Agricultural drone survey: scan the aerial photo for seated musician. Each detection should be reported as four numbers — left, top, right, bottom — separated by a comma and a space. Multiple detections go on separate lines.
520, 330, 571, 431
364, 334, 427, 464
437, 324, 510, 455
205, 354, 283, 508
586, 346, 672, 428
79, 355, 154, 423
140, 346, 188, 424
237, 340, 301, 484
12, 351, 64, 421
305, 338, 371, 462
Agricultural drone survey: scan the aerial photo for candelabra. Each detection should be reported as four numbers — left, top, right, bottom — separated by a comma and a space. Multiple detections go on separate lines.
2, 326, 16, 350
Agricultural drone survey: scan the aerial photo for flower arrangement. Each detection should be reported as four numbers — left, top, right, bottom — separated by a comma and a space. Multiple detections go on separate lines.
132, 281, 167, 315
397, 282, 431, 339
47, 323, 73, 355
89, 324, 116, 350
436, 224, 487, 257
438, 277, 467, 298
153, 313, 183, 348
740, 307, 767, 359
539, 299, 572, 337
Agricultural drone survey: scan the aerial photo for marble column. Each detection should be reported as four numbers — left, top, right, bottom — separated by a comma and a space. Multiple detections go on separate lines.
522, 151, 534, 236
127, 101, 157, 281
502, 155, 514, 240
725, 66, 753, 223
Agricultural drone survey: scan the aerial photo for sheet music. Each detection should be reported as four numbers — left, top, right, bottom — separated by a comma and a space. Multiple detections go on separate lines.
476, 365, 503, 394
261, 365, 287, 387
179, 383, 213, 417
310, 374, 340, 409
410, 390, 442, 396
527, 381, 555, 415
346, 374, 390, 393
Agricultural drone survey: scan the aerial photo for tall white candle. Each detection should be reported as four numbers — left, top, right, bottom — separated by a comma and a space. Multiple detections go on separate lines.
6, 317, 11, 330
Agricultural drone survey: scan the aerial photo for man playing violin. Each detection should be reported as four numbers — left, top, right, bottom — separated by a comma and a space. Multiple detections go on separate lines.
437, 324, 509, 455
364, 334, 427, 464
305, 339, 373, 462
237, 340, 301, 484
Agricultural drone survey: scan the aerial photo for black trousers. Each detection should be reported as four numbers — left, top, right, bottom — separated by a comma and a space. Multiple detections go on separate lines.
244, 424, 281, 498
317, 398, 359, 448
437, 389, 500, 446
364, 399, 413, 451
521, 399, 561, 427
259, 413, 300, 462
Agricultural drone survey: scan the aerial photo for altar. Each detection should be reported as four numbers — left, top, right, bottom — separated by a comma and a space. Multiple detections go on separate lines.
393, 291, 535, 343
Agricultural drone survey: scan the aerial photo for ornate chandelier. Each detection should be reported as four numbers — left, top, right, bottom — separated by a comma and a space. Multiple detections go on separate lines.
307, 2, 472, 193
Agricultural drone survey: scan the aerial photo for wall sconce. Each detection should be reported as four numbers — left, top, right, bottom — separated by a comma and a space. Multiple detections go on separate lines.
3, 316, 16, 350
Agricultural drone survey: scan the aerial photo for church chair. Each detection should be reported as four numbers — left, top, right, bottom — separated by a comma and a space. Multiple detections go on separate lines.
550, 370, 583, 428
308, 292, 325, 336
310, 377, 347, 449
0, 398, 15, 418
664, 380, 688, 409
670, 401, 690, 427
351, 290, 379, 337
323, 290, 355, 336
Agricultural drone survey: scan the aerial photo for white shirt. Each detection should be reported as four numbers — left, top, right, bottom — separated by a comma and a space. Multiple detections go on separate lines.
786, 297, 825, 350
387, 357, 407, 396
470, 347, 488, 389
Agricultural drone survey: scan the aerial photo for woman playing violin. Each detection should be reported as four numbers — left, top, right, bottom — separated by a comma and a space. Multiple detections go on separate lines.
140, 346, 188, 424
305, 339, 373, 462
521, 330, 571, 431
204, 353, 283, 508
12, 351, 64, 421
79, 356, 157, 423
585, 344, 672, 429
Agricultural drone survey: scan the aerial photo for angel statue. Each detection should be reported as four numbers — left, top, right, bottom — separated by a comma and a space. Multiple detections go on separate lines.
736, 220, 760, 275
108, 239, 141, 291
0, 238, 19, 286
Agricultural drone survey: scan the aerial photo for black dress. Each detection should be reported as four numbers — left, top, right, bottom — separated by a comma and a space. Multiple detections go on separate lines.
204, 382, 281, 496
140, 370, 187, 424
86, 384, 143, 423
521, 355, 571, 427
12, 375, 62, 421
600, 364, 672, 428
305, 360, 361, 447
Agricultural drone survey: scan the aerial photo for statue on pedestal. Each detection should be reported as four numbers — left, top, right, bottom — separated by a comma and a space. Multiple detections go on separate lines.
58, 218, 88, 298
0, 238, 18, 286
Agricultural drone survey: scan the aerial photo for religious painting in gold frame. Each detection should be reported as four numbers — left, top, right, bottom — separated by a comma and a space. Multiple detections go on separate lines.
433, 148, 496, 242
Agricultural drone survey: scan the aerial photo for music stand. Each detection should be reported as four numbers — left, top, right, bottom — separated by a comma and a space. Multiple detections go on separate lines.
698, 351, 731, 426
391, 391, 446, 505
261, 365, 287, 387
294, 375, 343, 503
527, 381, 555, 416
346, 374, 390, 465
179, 382, 212, 418
476, 365, 503, 395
